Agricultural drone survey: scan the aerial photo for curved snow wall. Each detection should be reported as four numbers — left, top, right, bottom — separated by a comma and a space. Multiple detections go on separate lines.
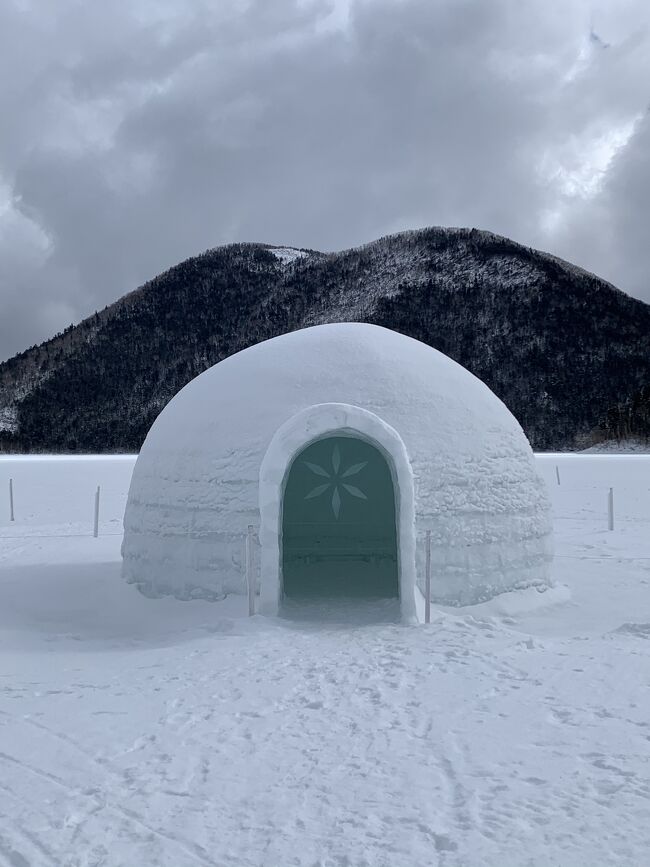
121, 323, 553, 615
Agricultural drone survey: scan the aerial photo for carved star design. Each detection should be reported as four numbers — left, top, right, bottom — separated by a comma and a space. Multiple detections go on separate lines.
303, 444, 368, 519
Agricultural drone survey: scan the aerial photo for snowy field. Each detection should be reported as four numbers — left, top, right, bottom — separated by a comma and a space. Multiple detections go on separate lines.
1, 454, 649, 867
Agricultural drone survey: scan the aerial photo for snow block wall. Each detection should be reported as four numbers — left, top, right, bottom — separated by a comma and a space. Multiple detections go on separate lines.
122, 323, 553, 617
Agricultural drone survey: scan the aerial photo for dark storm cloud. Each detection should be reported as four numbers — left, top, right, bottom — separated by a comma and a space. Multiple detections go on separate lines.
1, 0, 649, 360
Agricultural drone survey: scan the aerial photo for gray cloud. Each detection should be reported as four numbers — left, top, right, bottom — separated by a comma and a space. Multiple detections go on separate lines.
1, 0, 649, 361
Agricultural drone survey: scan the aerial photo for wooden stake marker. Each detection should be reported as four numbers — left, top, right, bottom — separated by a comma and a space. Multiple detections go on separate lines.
246, 525, 255, 616
425, 529, 431, 624
94, 486, 100, 537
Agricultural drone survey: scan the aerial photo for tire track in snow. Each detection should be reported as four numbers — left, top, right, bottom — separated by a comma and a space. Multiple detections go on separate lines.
0, 741, 220, 866
0, 816, 57, 867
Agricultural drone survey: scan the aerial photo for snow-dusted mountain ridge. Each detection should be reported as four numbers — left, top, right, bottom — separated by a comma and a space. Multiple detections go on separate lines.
0, 226, 648, 452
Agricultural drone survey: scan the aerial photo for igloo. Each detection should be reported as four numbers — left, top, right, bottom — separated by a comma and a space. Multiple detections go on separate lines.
122, 323, 552, 621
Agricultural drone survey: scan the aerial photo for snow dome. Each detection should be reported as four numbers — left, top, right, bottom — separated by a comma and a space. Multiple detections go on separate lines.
122, 323, 552, 621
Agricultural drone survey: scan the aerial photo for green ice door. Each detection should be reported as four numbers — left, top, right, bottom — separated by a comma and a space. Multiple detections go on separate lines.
282, 436, 399, 599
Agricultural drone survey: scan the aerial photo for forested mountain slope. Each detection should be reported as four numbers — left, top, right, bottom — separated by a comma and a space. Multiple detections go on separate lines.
1, 227, 648, 452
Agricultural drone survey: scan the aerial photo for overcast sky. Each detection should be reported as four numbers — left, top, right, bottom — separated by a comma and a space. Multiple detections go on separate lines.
1, 0, 649, 361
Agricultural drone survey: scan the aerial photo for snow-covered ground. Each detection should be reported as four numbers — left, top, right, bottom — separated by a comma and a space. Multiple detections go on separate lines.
1, 454, 649, 866
579, 438, 650, 454
268, 246, 309, 264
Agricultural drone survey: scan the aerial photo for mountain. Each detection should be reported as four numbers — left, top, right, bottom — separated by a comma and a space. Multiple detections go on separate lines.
1, 227, 649, 453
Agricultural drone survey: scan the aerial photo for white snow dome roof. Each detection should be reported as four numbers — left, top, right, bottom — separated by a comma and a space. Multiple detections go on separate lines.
122, 323, 552, 620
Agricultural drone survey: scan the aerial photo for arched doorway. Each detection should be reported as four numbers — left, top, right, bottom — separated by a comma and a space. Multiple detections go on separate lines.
258, 403, 417, 621
281, 435, 399, 600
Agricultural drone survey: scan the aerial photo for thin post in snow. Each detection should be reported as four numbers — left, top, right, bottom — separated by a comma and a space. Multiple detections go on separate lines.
425, 529, 431, 625
608, 487, 614, 531
555, 465, 561, 485
9, 478, 14, 522
93, 485, 100, 537
246, 524, 255, 616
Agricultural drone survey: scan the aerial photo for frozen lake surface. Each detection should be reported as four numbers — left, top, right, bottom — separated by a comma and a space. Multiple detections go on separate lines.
0, 454, 649, 866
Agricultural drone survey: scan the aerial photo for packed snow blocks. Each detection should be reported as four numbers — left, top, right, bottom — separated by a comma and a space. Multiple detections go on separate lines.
121, 323, 553, 621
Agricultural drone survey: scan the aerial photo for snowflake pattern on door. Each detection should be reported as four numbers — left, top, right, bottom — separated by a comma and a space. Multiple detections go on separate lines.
303, 444, 368, 519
